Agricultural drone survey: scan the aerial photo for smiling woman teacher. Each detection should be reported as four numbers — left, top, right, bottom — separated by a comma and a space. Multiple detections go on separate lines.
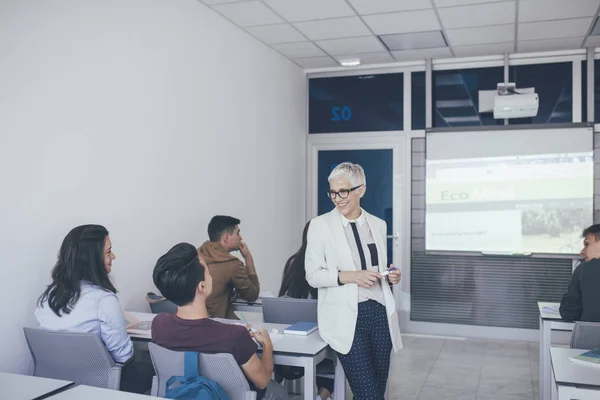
305, 162, 402, 400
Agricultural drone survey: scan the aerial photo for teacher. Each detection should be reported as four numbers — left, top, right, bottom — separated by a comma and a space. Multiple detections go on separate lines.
305, 162, 402, 400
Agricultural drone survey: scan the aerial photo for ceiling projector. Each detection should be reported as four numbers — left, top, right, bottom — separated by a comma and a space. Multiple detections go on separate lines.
493, 82, 539, 119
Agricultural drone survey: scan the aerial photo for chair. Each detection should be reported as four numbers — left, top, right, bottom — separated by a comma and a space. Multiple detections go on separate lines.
146, 292, 177, 314
148, 342, 256, 400
23, 327, 122, 389
262, 297, 317, 324
570, 321, 600, 349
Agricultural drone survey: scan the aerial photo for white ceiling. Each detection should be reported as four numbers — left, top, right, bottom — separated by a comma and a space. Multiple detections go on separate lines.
199, 0, 600, 69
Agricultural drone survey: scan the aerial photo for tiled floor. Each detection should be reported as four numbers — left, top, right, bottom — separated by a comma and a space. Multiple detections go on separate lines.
291, 335, 540, 400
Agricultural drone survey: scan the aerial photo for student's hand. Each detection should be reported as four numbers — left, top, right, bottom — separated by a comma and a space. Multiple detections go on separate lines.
239, 242, 252, 259
251, 329, 272, 349
351, 270, 382, 288
387, 264, 401, 285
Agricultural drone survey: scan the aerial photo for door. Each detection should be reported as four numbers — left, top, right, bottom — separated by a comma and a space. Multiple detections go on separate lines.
306, 135, 408, 311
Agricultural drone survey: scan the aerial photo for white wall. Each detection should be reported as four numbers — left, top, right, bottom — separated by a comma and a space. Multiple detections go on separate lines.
0, 0, 306, 373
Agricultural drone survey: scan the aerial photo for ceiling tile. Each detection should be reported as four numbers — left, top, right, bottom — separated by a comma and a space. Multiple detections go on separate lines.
519, 0, 600, 23
245, 24, 306, 44
272, 42, 326, 58
348, 0, 432, 15
316, 36, 386, 55
262, 0, 355, 22
391, 47, 453, 61
585, 36, 600, 46
294, 17, 371, 41
446, 24, 514, 46
437, 2, 516, 29
363, 10, 440, 35
434, 0, 514, 6
519, 18, 593, 41
201, 0, 254, 4
453, 42, 514, 57
211, 1, 283, 27
294, 56, 340, 68
334, 52, 395, 64
518, 37, 584, 52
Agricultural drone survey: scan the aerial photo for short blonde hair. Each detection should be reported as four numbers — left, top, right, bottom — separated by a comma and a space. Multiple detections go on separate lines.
327, 162, 366, 187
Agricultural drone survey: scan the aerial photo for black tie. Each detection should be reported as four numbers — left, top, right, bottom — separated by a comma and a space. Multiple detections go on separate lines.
350, 222, 367, 270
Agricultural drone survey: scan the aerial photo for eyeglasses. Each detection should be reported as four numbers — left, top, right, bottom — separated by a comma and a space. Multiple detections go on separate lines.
327, 185, 363, 200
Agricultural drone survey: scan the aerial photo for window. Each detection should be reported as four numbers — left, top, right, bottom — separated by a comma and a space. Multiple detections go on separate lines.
433, 67, 505, 128
412, 71, 426, 130
309, 73, 404, 133
508, 62, 572, 124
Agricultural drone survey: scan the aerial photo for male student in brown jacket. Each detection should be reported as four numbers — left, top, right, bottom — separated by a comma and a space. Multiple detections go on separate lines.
198, 215, 260, 319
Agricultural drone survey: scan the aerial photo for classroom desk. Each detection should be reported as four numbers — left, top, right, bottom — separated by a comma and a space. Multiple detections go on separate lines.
46, 385, 162, 399
0, 372, 73, 400
550, 347, 600, 400
126, 311, 346, 400
539, 302, 575, 400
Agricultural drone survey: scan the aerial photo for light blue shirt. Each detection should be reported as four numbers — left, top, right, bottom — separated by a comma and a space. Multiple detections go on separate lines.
35, 281, 134, 363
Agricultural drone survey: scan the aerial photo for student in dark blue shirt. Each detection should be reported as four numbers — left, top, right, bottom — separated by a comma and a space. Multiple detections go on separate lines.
560, 224, 600, 322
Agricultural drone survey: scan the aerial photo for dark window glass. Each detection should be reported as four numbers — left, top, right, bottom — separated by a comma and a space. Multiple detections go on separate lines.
595, 59, 600, 122
433, 67, 505, 127
412, 71, 426, 130
508, 62, 572, 124
309, 73, 403, 134
582, 60, 587, 122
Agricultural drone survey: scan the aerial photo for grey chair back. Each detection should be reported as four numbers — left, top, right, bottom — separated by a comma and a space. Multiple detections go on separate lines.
148, 342, 256, 400
146, 292, 177, 314
262, 297, 317, 324
23, 327, 121, 389
570, 321, 600, 350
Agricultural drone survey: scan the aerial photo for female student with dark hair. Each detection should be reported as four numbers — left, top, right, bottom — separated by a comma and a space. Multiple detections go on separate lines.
35, 224, 152, 394
278, 221, 334, 400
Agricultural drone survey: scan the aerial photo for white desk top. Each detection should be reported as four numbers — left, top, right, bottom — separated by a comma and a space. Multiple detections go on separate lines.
551, 347, 600, 389
538, 301, 563, 320
126, 311, 328, 356
47, 385, 162, 399
0, 372, 73, 400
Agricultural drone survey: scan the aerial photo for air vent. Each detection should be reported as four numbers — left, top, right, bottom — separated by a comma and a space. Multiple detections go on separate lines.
378, 30, 448, 51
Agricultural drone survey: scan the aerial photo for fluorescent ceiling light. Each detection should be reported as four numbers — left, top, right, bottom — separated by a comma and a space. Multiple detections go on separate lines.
379, 31, 447, 51
339, 59, 361, 67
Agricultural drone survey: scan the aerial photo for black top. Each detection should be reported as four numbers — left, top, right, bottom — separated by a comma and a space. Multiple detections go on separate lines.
559, 259, 600, 322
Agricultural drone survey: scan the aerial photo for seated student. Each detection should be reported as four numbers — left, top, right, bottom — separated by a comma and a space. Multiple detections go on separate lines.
277, 221, 334, 400
151, 243, 286, 400
560, 224, 600, 322
35, 224, 153, 394
198, 215, 260, 319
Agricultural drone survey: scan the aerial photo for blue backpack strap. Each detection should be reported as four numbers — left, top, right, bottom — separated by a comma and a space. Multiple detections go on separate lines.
183, 352, 200, 381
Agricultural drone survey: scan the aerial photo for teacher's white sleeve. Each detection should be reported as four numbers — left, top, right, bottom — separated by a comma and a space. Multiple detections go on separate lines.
305, 220, 339, 288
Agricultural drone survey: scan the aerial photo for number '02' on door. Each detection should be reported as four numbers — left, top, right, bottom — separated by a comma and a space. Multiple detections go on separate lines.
331, 106, 352, 121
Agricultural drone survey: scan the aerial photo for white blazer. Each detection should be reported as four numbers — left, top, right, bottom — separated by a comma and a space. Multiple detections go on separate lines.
305, 207, 403, 355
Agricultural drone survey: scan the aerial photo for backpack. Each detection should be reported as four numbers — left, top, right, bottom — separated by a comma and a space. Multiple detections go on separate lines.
165, 352, 230, 400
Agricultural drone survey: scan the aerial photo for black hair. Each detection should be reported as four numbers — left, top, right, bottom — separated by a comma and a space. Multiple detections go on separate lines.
583, 224, 600, 241
278, 221, 317, 299
38, 224, 116, 316
153, 243, 206, 306
207, 215, 241, 242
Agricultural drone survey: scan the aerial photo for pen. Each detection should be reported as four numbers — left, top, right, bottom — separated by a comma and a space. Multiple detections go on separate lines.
239, 312, 251, 330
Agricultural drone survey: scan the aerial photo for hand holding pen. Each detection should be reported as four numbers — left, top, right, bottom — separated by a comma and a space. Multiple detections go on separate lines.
381, 264, 401, 285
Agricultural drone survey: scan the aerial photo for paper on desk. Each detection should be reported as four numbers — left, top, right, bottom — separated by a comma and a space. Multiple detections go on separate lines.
124, 311, 152, 330
542, 306, 559, 314
259, 291, 276, 298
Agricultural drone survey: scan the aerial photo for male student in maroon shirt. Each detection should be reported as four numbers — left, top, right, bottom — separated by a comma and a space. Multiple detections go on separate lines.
151, 243, 287, 400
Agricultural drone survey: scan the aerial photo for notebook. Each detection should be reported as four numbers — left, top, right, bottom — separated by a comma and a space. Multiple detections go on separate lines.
283, 322, 318, 336
569, 348, 600, 367
542, 306, 559, 314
